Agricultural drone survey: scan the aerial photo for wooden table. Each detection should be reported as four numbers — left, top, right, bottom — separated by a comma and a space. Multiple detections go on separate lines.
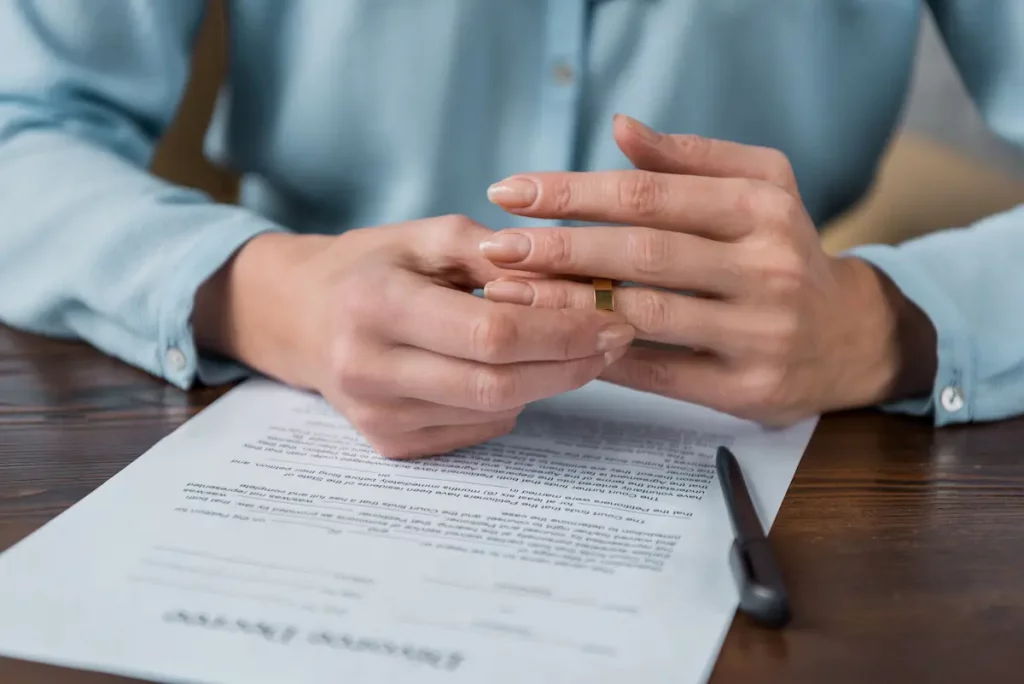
1, 325, 1022, 683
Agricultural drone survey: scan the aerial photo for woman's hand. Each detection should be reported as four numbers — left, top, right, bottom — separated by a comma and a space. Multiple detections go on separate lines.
481, 116, 935, 425
195, 215, 634, 458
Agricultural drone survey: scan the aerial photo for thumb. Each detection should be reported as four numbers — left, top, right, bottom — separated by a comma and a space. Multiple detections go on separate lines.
409, 215, 541, 290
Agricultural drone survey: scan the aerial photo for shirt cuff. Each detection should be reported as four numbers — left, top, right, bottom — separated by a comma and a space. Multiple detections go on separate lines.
843, 243, 976, 426
156, 214, 287, 390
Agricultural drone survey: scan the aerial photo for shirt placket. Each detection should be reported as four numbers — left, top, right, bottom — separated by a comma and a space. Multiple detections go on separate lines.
533, 0, 587, 199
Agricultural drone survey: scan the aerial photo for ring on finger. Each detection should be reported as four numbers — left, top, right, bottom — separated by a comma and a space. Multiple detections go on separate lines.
593, 278, 615, 312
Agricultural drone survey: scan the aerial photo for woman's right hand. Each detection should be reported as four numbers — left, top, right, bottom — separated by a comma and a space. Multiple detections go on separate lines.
194, 214, 634, 458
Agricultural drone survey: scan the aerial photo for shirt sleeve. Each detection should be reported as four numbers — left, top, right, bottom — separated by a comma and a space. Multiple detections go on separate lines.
845, 1, 1024, 426
0, 0, 287, 390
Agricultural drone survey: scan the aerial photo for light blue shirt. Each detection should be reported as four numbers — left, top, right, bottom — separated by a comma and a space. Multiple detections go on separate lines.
0, 0, 1021, 426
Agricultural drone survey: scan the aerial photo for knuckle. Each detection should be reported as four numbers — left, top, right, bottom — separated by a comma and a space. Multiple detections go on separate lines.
548, 181, 576, 215
469, 313, 519, 362
733, 180, 803, 232
435, 213, 480, 251
336, 271, 384, 323
733, 180, 776, 222
763, 148, 796, 187
719, 250, 749, 285
471, 367, 518, 411
543, 314, 575, 362
330, 341, 375, 397
629, 288, 672, 335
618, 171, 666, 217
755, 312, 801, 358
775, 193, 804, 228
762, 190, 802, 230
439, 213, 478, 238
736, 241, 808, 301
758, 247, 808, 298
670, 134, 712, 162
535, 283, 574, 309
553, 308, 593, 358
346, 404, 391, 436
733, 366, 789, 418
625, 228, 675, 276
533, 230, 574, 270
628, 357, 676, 394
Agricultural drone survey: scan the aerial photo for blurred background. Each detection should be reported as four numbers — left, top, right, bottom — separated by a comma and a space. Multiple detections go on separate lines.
151, 4, 1024, 253
907, 16, 1024, 177
819, 13, 1024, 252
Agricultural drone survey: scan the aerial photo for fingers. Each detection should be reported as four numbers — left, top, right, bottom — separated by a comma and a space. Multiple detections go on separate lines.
370, 270, 634, 363
487, 170, 753, 241
599, 344, 811, 426
401, 213, 514, 288
484, 117, 801, 236
479, 226, 740, 295
379, 213, 538, 289
341, 396, 524, 436
611, 114, 800, 197
368, 419, 519, 460
598, 345, 737, 414
350, 345, 619, 412
484, 278, 755, 355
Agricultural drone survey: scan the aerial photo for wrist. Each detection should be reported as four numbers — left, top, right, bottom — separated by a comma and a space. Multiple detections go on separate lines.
827, 256, 938, 410
193, 231, 332, 389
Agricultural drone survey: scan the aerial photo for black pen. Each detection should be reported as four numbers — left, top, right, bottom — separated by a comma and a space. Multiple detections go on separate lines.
716, 445, 791, 628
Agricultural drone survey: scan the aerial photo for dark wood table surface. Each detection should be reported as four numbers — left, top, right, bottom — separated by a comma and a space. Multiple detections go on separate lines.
1, 324, 1022, 683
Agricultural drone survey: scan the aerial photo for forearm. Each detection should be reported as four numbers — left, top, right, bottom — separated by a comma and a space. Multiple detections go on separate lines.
0, 0, 283, 389
0, 124, 283, 385
193, 232, 332, 391
845, 204, 1024, 425
831, 256, 938, 410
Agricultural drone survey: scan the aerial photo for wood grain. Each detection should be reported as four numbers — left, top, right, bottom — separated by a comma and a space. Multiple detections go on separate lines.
1, 324, 1022, 683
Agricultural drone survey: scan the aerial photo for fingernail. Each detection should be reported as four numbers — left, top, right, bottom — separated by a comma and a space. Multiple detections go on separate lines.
487, 177, 538, 208
621, 115, 661, 144
604, 344, 630, 366
596, 324, 635, 352
484, 280, 535, 305
480, 232, 532, 263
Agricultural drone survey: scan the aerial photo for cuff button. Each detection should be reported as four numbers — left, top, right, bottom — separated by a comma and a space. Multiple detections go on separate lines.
165, 347, 188, 373
940, 386, 965, 413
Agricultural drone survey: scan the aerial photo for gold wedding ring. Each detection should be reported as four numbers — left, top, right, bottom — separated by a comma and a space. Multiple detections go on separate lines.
593, 278, 615, 311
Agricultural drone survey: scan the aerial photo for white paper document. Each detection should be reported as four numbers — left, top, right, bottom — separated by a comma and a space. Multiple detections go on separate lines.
0, 378, 816, 684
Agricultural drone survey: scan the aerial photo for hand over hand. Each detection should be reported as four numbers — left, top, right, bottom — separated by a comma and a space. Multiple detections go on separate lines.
482, 116, 934, 425
195, 215, 634, 458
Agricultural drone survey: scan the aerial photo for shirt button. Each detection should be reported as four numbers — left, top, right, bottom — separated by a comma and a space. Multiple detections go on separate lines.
552, 61, 575, 85
165, 347, 188, 373
940, 386, 965, 413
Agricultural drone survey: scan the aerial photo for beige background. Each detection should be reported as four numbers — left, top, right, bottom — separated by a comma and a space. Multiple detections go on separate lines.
150, 1, 1024, 252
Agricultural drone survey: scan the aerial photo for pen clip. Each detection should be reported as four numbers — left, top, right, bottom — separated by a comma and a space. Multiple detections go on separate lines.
729, 538, 791, 628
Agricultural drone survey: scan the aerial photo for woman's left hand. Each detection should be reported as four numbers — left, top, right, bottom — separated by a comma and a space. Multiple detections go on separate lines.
479, 115, 934, 425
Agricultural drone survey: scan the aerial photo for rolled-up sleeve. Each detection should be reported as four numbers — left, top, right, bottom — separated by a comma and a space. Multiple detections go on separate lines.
848, 209, 1024, 426
0, 0, 286, 389
846, 0, 1024, 426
